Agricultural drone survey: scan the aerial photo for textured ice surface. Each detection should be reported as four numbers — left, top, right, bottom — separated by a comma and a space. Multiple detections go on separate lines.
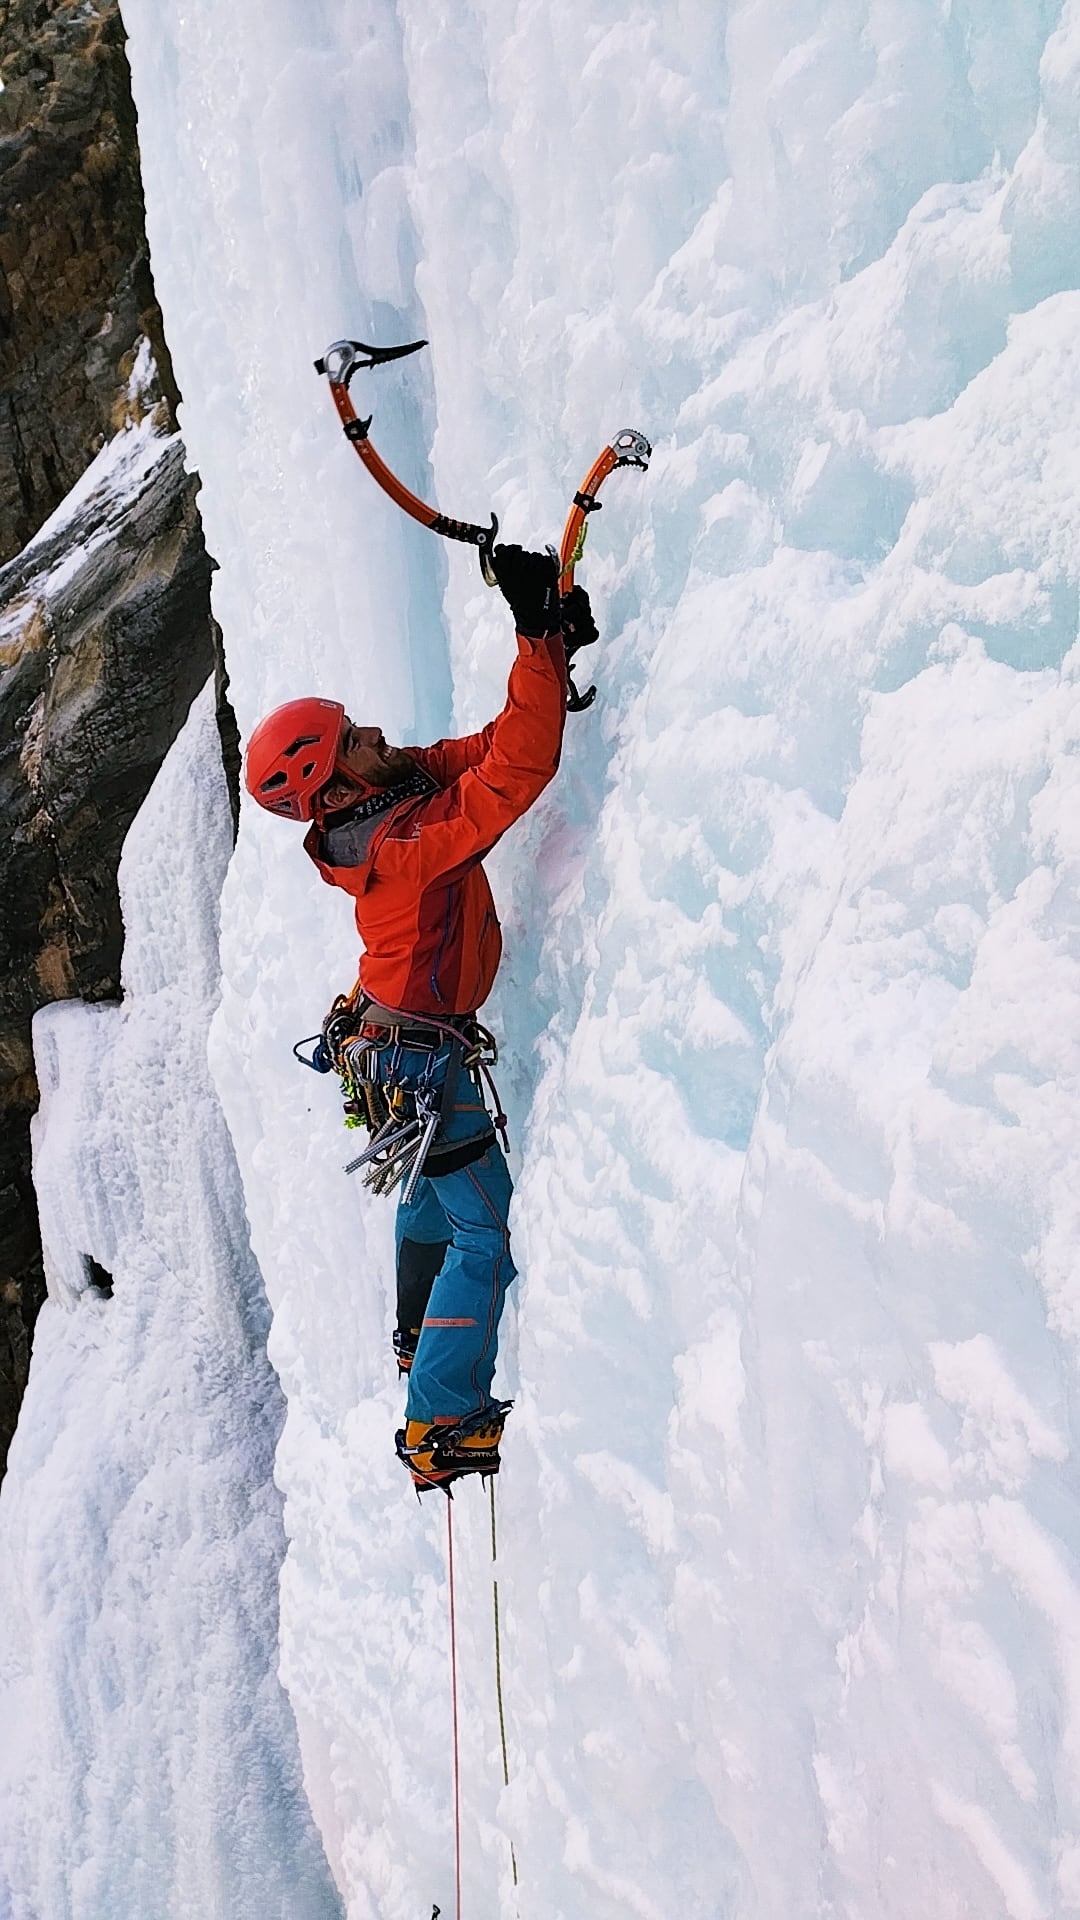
0, 690, 340, 1920
11, 0, 1080, 1915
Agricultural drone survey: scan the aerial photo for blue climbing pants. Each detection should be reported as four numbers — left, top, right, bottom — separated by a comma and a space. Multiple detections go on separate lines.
373, 1041, 516, 1425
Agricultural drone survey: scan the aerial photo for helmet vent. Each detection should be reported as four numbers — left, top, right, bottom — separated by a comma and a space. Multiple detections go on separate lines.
243, 699, 344, 821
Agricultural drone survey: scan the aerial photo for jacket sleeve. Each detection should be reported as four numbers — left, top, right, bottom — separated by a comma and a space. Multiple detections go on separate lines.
372, 631, 568, 888
410, 723, 497, 787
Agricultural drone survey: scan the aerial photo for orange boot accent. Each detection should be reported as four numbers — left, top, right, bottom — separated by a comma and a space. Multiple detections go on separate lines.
398, 1406, 510, 1492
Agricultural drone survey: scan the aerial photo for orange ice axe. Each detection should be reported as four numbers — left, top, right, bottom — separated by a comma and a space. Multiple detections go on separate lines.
315, 337, 650, 710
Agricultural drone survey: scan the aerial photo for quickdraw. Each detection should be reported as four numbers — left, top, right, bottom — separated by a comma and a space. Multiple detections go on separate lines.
314, 337, 651, 711
296, 989, 506, 1200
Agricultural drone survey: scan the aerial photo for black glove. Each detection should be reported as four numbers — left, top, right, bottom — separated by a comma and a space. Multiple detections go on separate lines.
492, 544, 561, 638
560, 584, 598, 661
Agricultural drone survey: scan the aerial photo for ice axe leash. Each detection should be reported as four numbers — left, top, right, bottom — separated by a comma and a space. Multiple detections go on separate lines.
315, 336, 651, 712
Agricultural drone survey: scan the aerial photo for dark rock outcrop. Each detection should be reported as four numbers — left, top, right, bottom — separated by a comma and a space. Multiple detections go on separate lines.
0, 1, 226, 1477
0, 0, 180, 563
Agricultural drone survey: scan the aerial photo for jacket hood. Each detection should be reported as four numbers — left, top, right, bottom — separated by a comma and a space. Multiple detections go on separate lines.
304, 766, 439, 875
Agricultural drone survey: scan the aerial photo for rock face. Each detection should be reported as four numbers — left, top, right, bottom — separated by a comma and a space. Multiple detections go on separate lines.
0, 0, 229, 1477
0, 0, 179, 564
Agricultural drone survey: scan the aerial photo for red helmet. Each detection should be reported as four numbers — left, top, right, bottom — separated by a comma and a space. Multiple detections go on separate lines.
244, 698, 345, 821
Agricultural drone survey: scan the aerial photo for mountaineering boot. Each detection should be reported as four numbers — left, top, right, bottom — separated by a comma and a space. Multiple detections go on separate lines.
394, 1238, 450, 1377
395, 1402, 513, 1492
392, 1328, 420, 1376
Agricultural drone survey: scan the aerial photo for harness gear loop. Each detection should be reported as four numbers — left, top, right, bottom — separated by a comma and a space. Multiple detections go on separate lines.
310, 992, 506, 1189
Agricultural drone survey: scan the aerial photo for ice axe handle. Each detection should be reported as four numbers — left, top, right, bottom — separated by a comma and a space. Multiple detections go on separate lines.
432, 510, 500, 585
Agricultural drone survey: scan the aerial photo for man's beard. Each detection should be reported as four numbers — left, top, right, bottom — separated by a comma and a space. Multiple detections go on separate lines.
362, 745, 416, 787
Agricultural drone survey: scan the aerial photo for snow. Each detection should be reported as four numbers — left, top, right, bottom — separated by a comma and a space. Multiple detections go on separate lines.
5, 0, 1080, 1916
0, 348, 174, 648
0, 689, 340, 1919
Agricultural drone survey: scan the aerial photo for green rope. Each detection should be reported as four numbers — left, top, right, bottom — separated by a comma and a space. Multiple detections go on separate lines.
489, 1477, 519, 1888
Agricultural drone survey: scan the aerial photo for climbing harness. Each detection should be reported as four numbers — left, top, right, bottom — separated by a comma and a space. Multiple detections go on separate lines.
314, 335, 651, 710
295, 988, 507, 1197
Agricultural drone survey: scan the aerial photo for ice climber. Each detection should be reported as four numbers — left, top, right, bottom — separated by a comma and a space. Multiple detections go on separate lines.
243, 546, 597, 1490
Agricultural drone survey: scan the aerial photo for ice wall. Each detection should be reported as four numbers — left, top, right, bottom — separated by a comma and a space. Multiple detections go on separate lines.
0, 686, 340, 1920
107, 4, 1080, 1918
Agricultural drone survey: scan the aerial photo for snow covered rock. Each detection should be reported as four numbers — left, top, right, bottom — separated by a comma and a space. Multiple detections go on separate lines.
0, 685, 339, 1920
0, 369, 219, 1475
0, 0, 221, 1472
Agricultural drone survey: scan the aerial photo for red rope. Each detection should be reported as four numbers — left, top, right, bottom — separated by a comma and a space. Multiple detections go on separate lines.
447, 1497, 462, 1920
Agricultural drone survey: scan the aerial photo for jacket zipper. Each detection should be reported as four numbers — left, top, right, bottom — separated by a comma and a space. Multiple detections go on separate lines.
430, 886, 454, 1004
466, 908, 497, 1004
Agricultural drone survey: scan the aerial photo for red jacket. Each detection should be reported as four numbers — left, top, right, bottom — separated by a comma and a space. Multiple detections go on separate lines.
304, 631, 568, 1014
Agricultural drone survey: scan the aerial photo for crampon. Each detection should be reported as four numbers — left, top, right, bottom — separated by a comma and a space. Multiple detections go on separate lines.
395, 1401, 513, 1495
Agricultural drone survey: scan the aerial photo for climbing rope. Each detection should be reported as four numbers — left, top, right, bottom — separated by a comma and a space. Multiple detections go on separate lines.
447, 1499, 462, 1920
441, 1484, 517, 1919
489, 1478, 519, 1888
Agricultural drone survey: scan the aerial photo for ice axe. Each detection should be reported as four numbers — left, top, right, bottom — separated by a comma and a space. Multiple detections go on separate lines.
315, 336, 650, 709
